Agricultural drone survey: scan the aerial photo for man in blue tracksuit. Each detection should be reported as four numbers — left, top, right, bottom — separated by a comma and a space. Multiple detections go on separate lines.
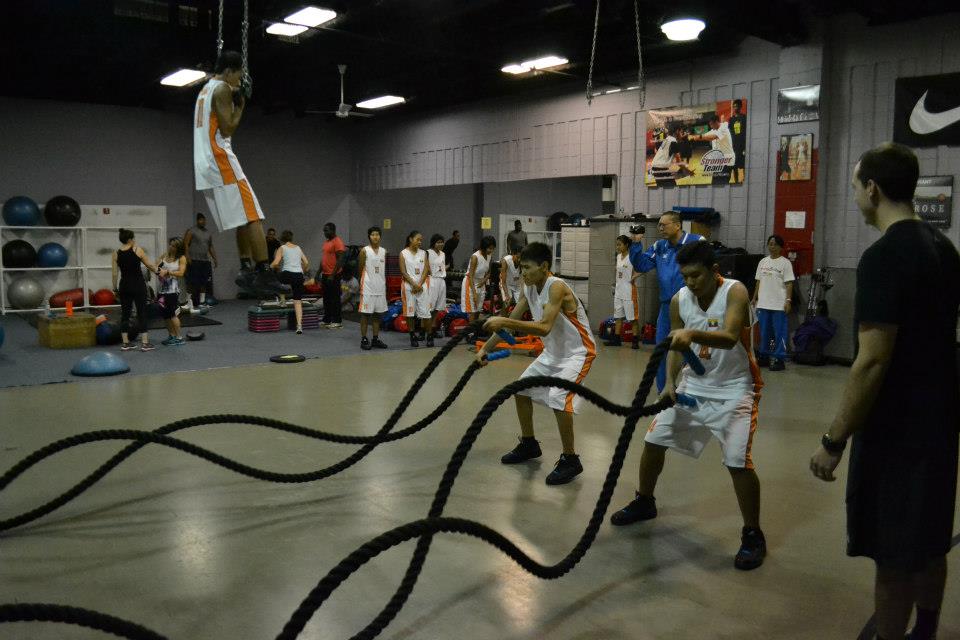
629, 211, 704, 391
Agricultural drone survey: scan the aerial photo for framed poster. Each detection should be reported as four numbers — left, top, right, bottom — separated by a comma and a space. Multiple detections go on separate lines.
777, 133, 813, 181
777, 84, 820, 124
894, 72, 960, 147
645, 99, 747, 187
914, 176, 953, 229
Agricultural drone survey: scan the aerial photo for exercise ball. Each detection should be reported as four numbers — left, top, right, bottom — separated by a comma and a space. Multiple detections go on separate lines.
394, 315, 409, 333
447, 318, 469, 337
2, 196, 41, 226
71, 351, 129, 377
547, 211, 570, 231
568, 213, 585, 226
36, 242, 68, 268
2, 239, 37, 268
8, 277, 45, 309
96, 322, 122, 345
49, 288, 88, 308
91, 289, 117, 306
43, 195, 81, 226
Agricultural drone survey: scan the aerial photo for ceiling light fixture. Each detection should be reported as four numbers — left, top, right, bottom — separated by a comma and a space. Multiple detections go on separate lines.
501, 55, 568, 75
660, 18, 706, 41
284, 6, 337, 27
160, 69, 207, 87
266, 22, 308, 36
356, 95, 405, 109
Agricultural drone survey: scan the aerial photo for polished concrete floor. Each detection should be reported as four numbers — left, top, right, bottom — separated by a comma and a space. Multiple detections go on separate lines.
0, 343, 957, 639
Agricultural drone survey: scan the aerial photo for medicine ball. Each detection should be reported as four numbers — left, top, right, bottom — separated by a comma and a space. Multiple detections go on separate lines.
96, 322, 122, 345
43, 195, 82, 226
2, 239, 37, 268
2, 196, 41, 226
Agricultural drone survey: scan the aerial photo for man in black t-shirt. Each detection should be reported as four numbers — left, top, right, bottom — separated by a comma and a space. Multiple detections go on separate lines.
810, 143, 960, 640
729, 99, 746, 184
444, 230, 460, 269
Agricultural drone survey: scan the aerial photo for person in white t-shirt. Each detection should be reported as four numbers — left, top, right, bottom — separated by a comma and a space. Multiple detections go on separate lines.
499, 246, 522, 316
357, 226, 389, 351
427, 234, 447, 339
751, 234, 795, 371
610, 241, 767, 571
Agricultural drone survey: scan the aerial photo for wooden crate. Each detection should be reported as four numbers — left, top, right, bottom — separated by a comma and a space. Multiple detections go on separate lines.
38, 312, 96, 349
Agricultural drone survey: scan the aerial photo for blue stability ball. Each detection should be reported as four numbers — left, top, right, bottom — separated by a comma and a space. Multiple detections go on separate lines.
2, 196, 41, 226
36, 242, 69, 268
96, 322, 122, 345
71, 351, 130, 377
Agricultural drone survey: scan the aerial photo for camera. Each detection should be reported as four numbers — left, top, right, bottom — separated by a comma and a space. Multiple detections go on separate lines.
629, 225, 645, 235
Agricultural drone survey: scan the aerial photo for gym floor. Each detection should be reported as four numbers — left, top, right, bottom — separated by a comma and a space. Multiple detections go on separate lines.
0, 343, 957, 639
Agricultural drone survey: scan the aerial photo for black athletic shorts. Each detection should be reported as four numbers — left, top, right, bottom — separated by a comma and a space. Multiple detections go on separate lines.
846, 430, 959, 571
159, 292, 179, 319
187, 260, 212, 287
279, 271, 305, 300
734, 148, 746, 170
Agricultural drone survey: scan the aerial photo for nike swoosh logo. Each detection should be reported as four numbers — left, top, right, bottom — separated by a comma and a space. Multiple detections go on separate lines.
909, 91, 960, 135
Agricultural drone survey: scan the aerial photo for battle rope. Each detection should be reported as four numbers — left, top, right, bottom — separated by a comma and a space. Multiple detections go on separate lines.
0, 340, 676, 640
0, 330, 476, 533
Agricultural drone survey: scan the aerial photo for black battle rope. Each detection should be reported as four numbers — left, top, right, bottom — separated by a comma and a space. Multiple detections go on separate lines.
0, 330, 477, 533
0, 340, 673, 640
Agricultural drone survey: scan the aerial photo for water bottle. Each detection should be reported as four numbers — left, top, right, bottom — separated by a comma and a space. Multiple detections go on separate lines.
44, 299, 52, 317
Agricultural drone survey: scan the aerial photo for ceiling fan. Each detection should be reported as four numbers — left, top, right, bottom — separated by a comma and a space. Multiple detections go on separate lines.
305, 64, 373, 118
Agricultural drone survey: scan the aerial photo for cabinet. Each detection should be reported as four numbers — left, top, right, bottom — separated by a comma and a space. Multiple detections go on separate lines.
559, 225, 590, 309
1, 225, 162, 314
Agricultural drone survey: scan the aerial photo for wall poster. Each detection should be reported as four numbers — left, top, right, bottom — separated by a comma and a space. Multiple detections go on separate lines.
645, 99, 747, 188
778, 133, 813, 181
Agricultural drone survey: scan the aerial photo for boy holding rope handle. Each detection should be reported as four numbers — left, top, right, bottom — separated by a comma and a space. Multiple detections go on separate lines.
611, 241, 768, 570
477, 242, 597, 486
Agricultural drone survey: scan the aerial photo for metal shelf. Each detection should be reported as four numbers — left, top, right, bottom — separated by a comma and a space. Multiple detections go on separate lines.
1, 266, 83, 271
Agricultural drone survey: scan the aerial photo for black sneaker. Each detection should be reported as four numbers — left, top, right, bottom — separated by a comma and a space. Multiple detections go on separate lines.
371, 336, 388, 349
631, 338, 640, 350
734, 527, 766, 570
361, 336, 372, 351
500, 437, 542, 464
769, 359, 785, 371
426, 336, 435, 347
409, 334, 419, 347
756, 354, 771, 368
234, 268, 255, 288
610, 492, 657, 526
603, 336, 622, 347
545, 454, 583, 485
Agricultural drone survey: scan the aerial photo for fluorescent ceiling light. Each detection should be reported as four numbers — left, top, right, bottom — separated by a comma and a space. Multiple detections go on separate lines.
266, 22, 308, 36
605, 88, 622, 94
160, 69, 207, 87
661, 18, 705, 41
285, 6, 336, 27
356, 95, 405, 109
501, 55, 568, 75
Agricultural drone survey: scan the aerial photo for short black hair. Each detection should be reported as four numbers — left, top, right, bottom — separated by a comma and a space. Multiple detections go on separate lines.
452, 230, 460, 235
215, 50, 243, 74
267, 227, 276, 234
280, 230, 293, 243
767, 234, 784, 247
856, 142, 919, 204
514, 220, 522, 228
118, 228, 134, 243
429, 233, 444, 247
368, 226, 382, 237
479, 235, 497, 251
676, 240, 715, 270
405, 229, 421, 247
733, 99, 742, 109
616, 234, 632, 246
520, 242, 552, 268
660, 211, 682, 224
196, 212, 205, 221
324, 222, 336, 233
708, 112, 720, 123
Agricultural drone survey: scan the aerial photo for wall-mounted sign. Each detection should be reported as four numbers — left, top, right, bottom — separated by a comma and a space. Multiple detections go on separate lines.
645, 99, 748, 187
383, 218, 391, 229
914, 176, 953, 229
894, 72, 960, 147
480, 216, 492, 229
777, 84, 820, 124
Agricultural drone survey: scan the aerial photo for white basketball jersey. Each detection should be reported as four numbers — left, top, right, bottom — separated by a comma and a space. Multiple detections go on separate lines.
428, 249, 446, 279
193, 79, 246, 190
524, 275, 596, 365
710, 122, 735, 163
401, 248, 426, 284
361, 246, 386, 295
651, 135, 677, 168
503, 255, 521, 291
677, 278, 761, 399
471, 251, 490, 285
615, 253, 636, 299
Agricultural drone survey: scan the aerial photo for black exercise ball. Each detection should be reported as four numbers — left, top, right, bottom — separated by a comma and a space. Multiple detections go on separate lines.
44, 195, 82, 226
2, 239, 37, 268
547, 211, 570, 231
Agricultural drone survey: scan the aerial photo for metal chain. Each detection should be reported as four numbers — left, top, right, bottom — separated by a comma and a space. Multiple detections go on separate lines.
585, 0, 600, 105
241, 0, 249, 77
633, 0, 645, 110
216, 0, 223, 57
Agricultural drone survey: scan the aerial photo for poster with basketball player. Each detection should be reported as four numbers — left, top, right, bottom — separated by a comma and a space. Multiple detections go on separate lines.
777, 133, 813, 181
645, 99, 747, 188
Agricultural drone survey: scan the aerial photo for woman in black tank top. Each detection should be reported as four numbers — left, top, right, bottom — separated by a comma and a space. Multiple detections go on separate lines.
111, 228, 160, 351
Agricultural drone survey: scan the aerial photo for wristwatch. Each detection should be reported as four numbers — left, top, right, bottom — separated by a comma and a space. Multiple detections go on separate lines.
821, 432, 847, 454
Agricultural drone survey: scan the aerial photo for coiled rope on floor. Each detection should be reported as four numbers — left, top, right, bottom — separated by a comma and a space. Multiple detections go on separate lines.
0, 338, 674, 640
0, 330, 477, 533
